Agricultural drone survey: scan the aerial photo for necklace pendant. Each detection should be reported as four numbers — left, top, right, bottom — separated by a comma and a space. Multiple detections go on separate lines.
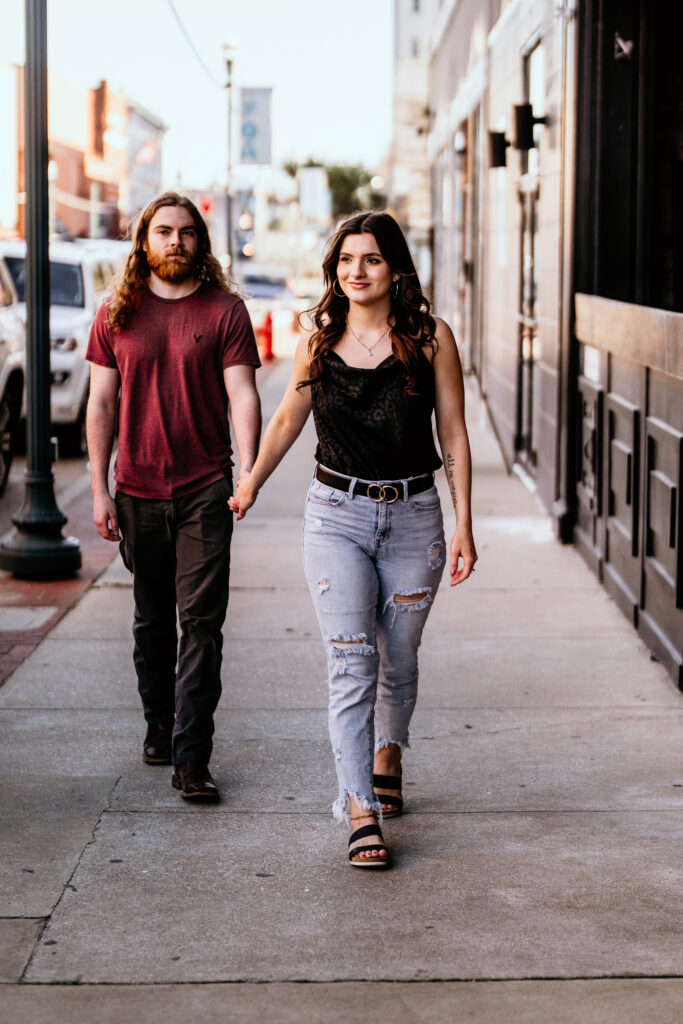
346, 319, 390, 358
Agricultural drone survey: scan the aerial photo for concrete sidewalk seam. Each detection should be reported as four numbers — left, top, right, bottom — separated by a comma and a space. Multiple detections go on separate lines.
12, 698, 674, 710
95, 808, 683, 816
8, 973, 683, 986
17, 775, 122, 984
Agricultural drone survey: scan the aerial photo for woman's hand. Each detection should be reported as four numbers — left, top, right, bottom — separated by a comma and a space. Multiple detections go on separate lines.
449, 523, 477, 586
229, 472, 258, 521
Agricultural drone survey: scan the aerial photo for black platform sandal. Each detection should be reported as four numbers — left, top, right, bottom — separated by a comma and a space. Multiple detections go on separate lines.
348, 815, 391, 869
372, 773, 403, 818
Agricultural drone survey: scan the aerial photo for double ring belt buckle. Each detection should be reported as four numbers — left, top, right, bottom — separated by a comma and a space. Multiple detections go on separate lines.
367, 483, 399, 504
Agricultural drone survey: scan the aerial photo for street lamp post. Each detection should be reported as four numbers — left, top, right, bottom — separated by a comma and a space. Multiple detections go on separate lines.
0, 0, 81, 577
47, 158, 58, 238
223, 44, 235, 267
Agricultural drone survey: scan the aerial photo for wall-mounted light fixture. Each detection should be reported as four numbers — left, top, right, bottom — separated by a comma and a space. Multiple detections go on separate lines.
488, 130, 510, 168
514, 103, 548, 151
416, 106, 433, 137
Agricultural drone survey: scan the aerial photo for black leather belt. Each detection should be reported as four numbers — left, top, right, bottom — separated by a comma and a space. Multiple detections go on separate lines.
315, 466, 433, 504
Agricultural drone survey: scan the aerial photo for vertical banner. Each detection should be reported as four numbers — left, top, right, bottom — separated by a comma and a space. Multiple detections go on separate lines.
240, 88, 272, 165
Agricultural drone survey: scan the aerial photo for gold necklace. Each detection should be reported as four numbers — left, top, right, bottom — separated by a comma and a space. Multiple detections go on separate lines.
346, 321, 391, 358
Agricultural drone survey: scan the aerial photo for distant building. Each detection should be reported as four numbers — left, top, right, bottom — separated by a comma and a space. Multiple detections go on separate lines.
391, 0, 683, 686
1, 68, 165, 240
297, 167, 332, 227
387, 0, 440, 291
122, 99, 166, 225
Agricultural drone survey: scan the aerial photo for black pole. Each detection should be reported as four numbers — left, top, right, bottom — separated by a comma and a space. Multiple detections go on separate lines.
0, 0, 80, 576
225, 56, 233, 266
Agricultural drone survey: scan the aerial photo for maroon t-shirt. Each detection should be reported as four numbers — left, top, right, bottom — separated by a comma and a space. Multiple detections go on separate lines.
86, 285, 260, 499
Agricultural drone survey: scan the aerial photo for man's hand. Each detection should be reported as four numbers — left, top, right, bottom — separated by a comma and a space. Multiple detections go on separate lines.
93, 490, 120, 541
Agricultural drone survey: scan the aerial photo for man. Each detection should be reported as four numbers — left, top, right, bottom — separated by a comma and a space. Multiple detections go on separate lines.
86, 192, 261, 801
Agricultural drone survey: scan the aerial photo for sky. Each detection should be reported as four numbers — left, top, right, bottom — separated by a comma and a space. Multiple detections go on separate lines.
0, 0, 395, 189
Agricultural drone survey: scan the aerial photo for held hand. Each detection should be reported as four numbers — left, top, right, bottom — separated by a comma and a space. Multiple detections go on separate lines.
229, 474, 258, 521
93, 491, 120, 542
449, 524, 477, 586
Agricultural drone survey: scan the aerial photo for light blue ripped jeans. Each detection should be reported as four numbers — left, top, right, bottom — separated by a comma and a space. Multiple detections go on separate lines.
302, 467, 446, 823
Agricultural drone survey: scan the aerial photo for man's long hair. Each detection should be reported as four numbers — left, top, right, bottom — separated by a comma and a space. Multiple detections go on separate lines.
298, 211, 436, 394
108, 192, 233, 332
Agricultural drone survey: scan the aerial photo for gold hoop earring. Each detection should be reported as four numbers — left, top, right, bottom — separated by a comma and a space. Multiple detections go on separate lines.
333, 280, 346, 298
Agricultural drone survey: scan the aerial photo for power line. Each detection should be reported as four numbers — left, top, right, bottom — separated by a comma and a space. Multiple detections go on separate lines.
165, 0, 225, 88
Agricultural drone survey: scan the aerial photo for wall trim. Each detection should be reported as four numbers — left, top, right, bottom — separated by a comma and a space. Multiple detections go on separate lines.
574, 293, 683, 381
487, 0, 523, 50
430, 0, 463, 59
428, 52, 488, 159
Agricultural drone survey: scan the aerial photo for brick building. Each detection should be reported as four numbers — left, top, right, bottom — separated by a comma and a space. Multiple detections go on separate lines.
4, 69, 165, 240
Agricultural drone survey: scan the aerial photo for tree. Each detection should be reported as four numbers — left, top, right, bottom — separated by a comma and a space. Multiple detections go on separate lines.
325, 165, 371, 218
284, 157, 322, 179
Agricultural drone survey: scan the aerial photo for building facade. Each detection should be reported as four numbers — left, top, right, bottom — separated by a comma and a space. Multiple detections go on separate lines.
3, 70, 165, 240
414, 0, 682, 685
388, 0, 441, 291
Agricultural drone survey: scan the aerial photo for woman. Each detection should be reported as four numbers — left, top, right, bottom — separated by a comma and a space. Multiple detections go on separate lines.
231, 211, 477, 869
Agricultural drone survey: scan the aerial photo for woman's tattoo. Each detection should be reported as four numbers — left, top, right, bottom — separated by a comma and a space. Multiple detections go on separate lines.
446, 452, 457, 507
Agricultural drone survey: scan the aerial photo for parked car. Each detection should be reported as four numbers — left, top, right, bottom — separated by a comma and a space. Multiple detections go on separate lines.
0, 255, 26, 493
0, 240, 125, 455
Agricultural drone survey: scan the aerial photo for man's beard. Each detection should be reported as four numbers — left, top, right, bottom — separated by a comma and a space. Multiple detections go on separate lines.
147, 247, 198, 284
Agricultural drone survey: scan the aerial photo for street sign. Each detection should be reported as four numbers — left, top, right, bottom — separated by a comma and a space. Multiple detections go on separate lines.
240, 88, 272, 165
298, 166, 331, 224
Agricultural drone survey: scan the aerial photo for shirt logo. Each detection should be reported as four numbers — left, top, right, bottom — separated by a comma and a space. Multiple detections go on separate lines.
193, 333, 202, 344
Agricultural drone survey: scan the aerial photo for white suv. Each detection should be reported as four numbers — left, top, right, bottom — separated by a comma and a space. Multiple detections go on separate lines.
0, 240, 124, 455
0, 256, 26, 493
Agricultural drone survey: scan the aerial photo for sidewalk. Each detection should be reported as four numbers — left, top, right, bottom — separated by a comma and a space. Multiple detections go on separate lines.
0, 472, 117, 686
1, 358, 681, 1023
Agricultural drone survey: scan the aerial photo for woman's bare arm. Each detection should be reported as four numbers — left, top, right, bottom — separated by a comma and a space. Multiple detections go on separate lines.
432, 317, 477, 585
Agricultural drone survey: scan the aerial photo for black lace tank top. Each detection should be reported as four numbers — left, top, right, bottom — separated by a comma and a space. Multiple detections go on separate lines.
311, 350, 442, 480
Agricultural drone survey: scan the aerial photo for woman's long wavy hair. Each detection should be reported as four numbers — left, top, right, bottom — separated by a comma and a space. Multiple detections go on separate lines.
298, 211, 436, 392
108, 192, 233, 332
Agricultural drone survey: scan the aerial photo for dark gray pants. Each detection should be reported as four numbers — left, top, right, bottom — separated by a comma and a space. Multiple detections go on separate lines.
116, 478, 233, 766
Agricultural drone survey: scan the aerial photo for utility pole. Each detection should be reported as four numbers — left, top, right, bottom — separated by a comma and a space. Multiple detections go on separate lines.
0, 0, 81, 576
223, 44, 235, 267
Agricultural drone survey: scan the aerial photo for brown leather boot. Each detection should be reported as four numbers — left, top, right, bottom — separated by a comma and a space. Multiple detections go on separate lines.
142, 722, 172, 765
171, 762, 219, 801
